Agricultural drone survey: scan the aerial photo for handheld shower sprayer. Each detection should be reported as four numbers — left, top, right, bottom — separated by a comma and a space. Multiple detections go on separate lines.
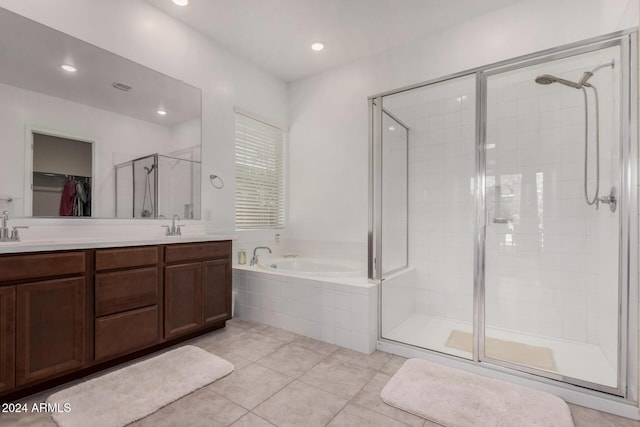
533, 58, 616, 212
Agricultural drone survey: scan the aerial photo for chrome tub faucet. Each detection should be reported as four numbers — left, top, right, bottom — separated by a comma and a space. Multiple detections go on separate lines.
250, 246, 272, 266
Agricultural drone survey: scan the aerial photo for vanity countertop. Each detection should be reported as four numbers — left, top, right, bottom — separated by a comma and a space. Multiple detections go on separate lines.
0, 233, 236, 254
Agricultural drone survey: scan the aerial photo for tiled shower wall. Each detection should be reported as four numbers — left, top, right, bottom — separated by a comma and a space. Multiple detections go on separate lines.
484, 49, 620, 368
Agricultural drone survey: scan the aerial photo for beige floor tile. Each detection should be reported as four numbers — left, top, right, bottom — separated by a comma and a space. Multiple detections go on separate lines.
299, 357, 376, 400
231, 412, 276, 427
227, 318, 262, 329
211, 363, 293, 409
380, 355, 408, 376
254, 380, 348, 427
294, 335, 340, 355
257, 342, 327, 378
569, 403, 639, 427
250, 324, 300, 343
193, 327, 248, 352
327, 403, 408, 427
216, 331, 288, 361
0, 412, 57, 427
330, 348, 392, 371
130, 386, 247, 427
212, 350, 253, 371
190, 324, 246, 344
351, 373, 425, 427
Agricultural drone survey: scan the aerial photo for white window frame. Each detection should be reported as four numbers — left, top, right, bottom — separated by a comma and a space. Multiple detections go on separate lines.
234, 107, 287, 230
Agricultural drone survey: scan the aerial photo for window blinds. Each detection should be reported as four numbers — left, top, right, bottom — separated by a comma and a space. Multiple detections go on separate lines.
235, 112, 286, 230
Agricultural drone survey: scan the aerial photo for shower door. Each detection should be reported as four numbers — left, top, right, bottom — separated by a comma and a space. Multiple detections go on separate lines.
480, 40, 632, 395
374, 75, 477, 358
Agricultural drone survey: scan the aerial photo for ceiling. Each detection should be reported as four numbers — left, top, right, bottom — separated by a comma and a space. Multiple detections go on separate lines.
145, 0, 524, 82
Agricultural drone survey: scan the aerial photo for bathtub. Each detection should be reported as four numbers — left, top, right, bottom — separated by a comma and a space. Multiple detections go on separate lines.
232, 258, 377, 353
258, 257, 364, 277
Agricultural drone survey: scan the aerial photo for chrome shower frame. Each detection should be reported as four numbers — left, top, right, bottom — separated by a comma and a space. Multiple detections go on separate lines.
369, 29, 638, 408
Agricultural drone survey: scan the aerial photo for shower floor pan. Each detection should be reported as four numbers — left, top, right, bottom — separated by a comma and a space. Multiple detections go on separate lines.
384, 313, 616, 388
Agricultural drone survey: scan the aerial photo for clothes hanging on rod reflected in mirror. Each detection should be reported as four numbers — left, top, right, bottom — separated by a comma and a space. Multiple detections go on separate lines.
32, 172, 91, 217
58, 174, 91, 217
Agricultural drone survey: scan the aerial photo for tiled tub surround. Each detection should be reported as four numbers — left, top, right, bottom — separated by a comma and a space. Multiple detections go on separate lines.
233, 265, 377, 354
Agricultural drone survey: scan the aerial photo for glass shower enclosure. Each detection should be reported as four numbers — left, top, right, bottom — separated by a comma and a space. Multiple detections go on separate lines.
115, 153, 201, 219
370, 31, 637, 398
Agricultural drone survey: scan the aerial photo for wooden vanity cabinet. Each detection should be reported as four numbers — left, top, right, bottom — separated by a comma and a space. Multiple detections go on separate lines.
164, 242, 231, 339
202, 259, 232, 326
94, 246, 161, 361
0, 251, 88, 388
16, 277, 85, 386
0, 240, 231, 400
0, 286, 15, 393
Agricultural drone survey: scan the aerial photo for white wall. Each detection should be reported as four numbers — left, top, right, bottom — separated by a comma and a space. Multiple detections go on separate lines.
287, 0, 638, 259
0, 0, 288, 231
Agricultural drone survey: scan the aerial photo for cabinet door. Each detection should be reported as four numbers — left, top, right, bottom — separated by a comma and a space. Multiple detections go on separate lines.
164, 263, 202, 339
202, 259, 232, 326
0, 286, 15, 393
16, 277, 85, 386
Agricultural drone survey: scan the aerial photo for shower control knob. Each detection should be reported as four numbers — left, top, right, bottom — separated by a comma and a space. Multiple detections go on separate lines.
598, 187, 617, 213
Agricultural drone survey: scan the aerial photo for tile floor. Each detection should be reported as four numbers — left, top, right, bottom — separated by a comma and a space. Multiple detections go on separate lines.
1, 318, 638, 427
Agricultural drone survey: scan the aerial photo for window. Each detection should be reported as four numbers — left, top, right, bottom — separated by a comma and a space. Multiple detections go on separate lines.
234, 110, 286, 230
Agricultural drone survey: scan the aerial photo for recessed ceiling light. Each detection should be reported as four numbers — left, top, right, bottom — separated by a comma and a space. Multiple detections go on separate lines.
311, 42, 325, 52
156, 109, 167, 116
388, 126, 396, 131
60, 64, 77, 73
172, 0, 189, 6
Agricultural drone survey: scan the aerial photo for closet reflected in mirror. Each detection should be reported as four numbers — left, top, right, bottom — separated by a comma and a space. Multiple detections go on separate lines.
31, 131, 93, 217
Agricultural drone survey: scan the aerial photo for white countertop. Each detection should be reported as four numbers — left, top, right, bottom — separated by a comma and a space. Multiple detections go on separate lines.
0, 233, 236, 254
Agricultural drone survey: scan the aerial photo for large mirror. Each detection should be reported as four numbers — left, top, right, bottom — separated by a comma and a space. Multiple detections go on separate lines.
0, 8, 202, 219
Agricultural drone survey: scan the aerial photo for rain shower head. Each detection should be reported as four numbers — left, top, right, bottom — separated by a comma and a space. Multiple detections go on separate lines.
144, 165, 155, 175
534, 74, 582, 89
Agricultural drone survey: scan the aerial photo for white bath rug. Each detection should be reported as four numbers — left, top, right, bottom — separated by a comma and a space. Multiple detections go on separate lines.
380, 358, 574, 427
47, 345, 234, 427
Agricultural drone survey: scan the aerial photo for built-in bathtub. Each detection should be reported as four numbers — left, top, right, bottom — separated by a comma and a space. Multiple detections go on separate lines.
232, 258, 377, 354
258, 257, 364, 277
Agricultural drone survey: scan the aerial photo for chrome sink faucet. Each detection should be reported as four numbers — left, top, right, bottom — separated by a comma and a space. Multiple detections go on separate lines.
0, 211, 27, 242
0, 211, 8, 240
250, 246, 272, 266
161, 214, 185, 236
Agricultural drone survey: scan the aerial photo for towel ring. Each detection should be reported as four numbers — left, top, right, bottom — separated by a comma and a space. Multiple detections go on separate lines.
209, 174, 224, 189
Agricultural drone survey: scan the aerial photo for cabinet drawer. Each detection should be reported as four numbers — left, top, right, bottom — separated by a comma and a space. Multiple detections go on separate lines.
95, 268, 158, 316
95, 246, 159, 271
0, 252, 85, 283
164, 241, 231, 263
95, 306, 159, 361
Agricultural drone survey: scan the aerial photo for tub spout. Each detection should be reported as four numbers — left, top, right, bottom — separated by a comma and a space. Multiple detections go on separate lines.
251, 246, 272, 266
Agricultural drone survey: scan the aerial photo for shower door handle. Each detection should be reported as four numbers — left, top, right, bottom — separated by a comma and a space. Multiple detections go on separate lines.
491, 217, 511, 224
